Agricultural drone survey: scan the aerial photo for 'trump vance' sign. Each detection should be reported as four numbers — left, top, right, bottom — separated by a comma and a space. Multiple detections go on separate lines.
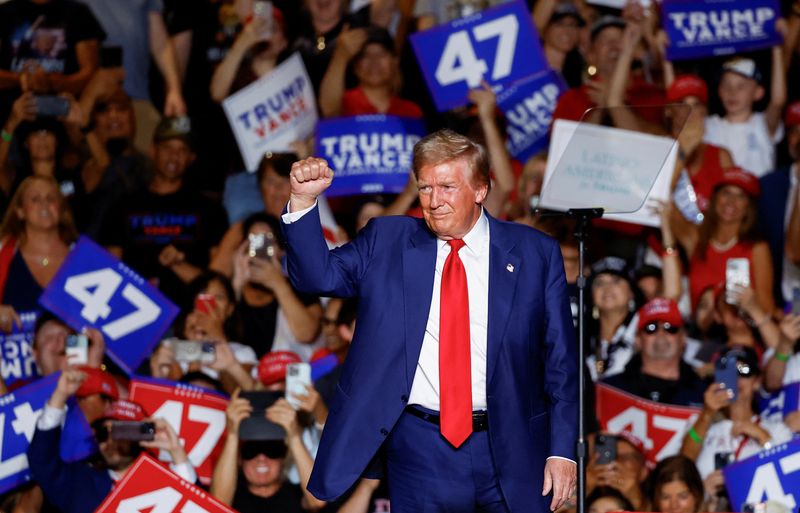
223, 52, 318, 171
661, 0, 781, 60
315, 115, 426, 197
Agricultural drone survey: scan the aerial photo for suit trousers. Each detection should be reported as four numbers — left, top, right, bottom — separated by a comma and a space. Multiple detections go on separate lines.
385, 406, 511, 513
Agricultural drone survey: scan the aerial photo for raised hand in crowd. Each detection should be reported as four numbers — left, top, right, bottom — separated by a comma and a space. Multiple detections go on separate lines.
211, 389, 253, 505
319, 25, 369, 117
764, 314, 800, 390
680, 382, 732, 460
0, 304, 22, 333
726, 285, 781, 348
247, 255, 286, 292
149, 341, 182, 381
140, 418, 190, 466
291, 383, 328, 428
85, 328, 106, 368
703, 470, 726, 510
185, 306, 228, 344
209, 340, 255, 392
48, 368, 87, 409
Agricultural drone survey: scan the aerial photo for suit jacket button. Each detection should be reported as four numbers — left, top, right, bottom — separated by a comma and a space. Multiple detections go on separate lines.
380, 428, 389, 436
401, 395, 408, 402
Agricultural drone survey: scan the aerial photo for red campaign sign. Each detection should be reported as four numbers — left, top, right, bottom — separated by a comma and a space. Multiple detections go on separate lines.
595, 383, 701, 465
129, 378, 228, 485
94, 453, 236, 513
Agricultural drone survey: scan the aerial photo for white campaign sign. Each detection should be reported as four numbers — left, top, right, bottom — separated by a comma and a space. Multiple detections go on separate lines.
222, 52, 318, 171
541, 119, 677, 227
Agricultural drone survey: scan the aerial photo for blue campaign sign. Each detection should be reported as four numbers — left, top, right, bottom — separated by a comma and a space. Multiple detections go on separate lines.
0, 311, 40, 387
758, 383, 800, 423
662, 0, 781, 61
315, 115, 426, 197
39, 237, 179, 374
723, 439, 800, 512
497, 70, 566, 163
410, 0, 546, 111
0, 373, 95, 494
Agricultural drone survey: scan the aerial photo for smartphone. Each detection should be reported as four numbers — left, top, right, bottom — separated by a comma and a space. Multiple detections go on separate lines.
715, 353, 739, 402
34, 95, 70, 117
239, 391, 286, 441
252, 1, 273, 38
173, 340, 216, 364
725, 258, 750, 305
714, 451, 732, 470
285, 362, 311, 410
110, 421, 156, 441
99, 46, 123, 68
248, 232, 276, 260
66, 334, 89, 366
194, 293, 217, 315
595, 434, 617, 465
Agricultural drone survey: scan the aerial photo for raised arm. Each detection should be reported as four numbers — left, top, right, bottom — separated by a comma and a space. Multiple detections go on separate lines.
319, 27, 368, 118
210, 390, 252, 504
149, 11, 187, 116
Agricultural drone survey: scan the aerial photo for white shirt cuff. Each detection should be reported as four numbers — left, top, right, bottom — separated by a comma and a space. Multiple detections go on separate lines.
547, 456, 577, 465
37, 403, 67, 430
170, 461, 197, 484
281, 200, 317, 224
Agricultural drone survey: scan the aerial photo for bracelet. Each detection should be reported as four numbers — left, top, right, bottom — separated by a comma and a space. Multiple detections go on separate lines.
0, 130, 11, 142
775, 352, 791, 363
688, 426, 703, 444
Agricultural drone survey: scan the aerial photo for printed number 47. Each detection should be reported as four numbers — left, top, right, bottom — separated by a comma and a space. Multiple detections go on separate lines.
435, 14, 519, 88
64, 269, 160, 340
117, 487, 210, 513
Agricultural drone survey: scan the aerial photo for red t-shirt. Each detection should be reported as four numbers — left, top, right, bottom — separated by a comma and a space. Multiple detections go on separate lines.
552, 77, 665, 126
341, 87, 423, 118
689, 241, 755, 307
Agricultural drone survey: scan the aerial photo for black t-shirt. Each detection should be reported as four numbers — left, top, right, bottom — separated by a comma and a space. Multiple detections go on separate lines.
232, 479, 305, 513
602, 354, 708, 407
233, 289, 320, 358
0, 0, 105, 75
99, 186, 228, 302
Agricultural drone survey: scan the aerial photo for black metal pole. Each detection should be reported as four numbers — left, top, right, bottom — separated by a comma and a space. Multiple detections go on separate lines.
567, 207, 603, 513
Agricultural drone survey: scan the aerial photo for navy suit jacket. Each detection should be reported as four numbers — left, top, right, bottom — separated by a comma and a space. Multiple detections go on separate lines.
758, 166, 791, 305
282, 207, 578, 513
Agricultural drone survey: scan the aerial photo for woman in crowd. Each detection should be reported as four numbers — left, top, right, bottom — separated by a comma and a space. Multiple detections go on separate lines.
648, 455, 704, 513
231, 212, 323, 360
585, 256, 642, 381
587, 486, 635, 513
668, 168, 776, 317
683, 347, 793, 508
0, 176, 78, 326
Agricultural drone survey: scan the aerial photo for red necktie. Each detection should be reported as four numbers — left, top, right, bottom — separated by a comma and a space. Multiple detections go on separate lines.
439, 239, 472, 448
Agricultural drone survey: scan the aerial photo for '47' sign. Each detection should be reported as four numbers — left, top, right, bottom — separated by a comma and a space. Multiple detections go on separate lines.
39, 237, 179, 374
595, 383, 700, 465
130, 377, 228, 485
410, 0, 546, 111
95, 454, 236, 513
723, 439, 800, 512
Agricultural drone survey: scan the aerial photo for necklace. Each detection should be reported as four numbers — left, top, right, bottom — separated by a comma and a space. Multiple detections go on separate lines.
710, 236, 739, 252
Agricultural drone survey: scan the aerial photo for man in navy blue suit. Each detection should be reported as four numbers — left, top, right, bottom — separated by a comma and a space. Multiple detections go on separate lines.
281, 130, 578, 513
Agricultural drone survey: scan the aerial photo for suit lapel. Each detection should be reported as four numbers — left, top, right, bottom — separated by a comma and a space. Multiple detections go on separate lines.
486, 216, 520, 385
402, 224, 438, 390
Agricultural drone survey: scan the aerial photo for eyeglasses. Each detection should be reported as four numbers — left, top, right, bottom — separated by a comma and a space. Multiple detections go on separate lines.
642, 322, 680, 335
240, 441, 288, 460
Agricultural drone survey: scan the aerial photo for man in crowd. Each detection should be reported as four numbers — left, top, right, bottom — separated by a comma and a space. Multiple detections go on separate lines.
100, 116, 228, 303
281, 130, 577, 513
603, 298, 707, 407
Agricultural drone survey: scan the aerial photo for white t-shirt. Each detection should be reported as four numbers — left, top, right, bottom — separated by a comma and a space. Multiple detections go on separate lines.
782, 164, 800, 302
704, 112, 783, 178
696, 417, 794, 478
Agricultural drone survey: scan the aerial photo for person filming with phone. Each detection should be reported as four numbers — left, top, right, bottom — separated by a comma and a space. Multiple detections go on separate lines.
680, 347, 792, 509
280, 131, 578, 513
27, 368, 197, 513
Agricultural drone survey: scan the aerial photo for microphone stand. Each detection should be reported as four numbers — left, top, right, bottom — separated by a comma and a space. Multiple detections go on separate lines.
567, 208, 603, 513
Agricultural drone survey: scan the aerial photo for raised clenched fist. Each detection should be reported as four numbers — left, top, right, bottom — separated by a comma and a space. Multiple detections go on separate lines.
289, 157, 335, 211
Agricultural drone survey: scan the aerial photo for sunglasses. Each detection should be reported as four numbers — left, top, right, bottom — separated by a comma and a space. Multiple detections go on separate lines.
93, 422, 110, 443
642, 322, 680, 335
240, 440, 288, 460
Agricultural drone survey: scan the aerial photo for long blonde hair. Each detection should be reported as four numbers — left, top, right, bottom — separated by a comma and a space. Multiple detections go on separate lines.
0, 175, 78, 245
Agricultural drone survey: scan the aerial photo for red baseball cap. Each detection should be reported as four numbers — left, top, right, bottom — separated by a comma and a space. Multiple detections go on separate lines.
666, 74, 708, 104
637, 297, 683, 331
258, 351, 302, 386
716, 167, 760, 198
101, 400, 146, 422
76, 367, 120, 400
786, 101, 800, 128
